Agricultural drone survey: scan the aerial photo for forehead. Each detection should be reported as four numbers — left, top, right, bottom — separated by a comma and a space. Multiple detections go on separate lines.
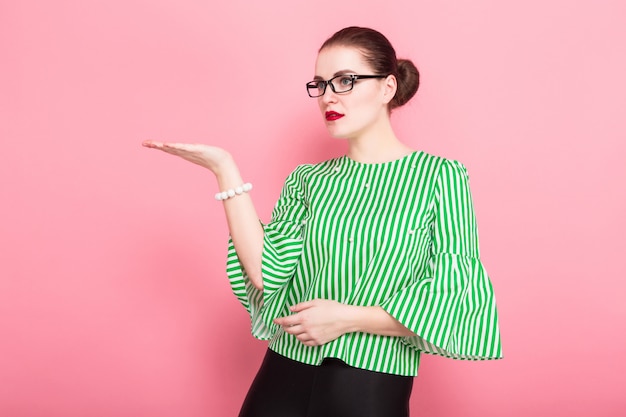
314, 46, 372, 78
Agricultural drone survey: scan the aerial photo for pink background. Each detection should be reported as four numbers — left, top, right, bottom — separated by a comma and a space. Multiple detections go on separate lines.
2, 0, 625, 416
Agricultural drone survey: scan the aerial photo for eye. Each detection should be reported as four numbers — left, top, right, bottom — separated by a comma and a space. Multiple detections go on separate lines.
338, 76, 353, 86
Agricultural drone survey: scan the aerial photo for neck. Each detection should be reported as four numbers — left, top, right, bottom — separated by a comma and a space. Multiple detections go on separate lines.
346, 120, 413, 164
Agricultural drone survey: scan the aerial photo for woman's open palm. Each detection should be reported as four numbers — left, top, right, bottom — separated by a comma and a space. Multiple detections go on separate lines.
142, 140, 231, 174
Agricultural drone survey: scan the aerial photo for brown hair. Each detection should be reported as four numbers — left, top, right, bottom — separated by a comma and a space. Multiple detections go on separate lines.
320, 26, 419, 110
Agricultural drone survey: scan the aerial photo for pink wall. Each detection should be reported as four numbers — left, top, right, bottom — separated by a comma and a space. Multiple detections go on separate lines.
2, 0, 625, 416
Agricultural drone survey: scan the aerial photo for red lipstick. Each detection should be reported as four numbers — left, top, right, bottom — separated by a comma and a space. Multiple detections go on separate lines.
325, 111, 344, 121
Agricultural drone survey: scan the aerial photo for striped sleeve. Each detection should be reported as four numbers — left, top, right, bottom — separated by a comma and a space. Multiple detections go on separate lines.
381, 159, 502, 359
226, 165, 309, 340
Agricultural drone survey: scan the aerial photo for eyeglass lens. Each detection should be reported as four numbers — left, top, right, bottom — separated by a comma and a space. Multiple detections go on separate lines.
307, 75, 355, 97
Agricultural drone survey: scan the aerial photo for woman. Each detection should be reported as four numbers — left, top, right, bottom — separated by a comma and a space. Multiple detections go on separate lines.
144, 26, 502, 417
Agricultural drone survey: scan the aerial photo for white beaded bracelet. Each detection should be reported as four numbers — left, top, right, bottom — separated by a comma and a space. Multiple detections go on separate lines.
214, 183, 253, 201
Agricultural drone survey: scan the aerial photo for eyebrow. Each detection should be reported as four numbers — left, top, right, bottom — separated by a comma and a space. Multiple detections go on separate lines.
312, 69, 356, 81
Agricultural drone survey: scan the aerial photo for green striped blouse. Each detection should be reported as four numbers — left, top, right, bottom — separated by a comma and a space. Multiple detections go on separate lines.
227, 151, 502, 376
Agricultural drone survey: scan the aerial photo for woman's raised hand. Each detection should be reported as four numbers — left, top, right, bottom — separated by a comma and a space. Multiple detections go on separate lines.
142, 140, 233, 174
143, 140, 265, 290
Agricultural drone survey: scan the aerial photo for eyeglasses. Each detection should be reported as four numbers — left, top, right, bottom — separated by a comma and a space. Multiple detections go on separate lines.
306, 74, 387, 98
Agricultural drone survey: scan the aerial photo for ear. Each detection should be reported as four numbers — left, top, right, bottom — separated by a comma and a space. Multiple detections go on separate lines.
381, 74, 398, 105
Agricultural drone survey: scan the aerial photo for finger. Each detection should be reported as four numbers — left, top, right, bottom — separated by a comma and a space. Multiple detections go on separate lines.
142, 140, 164, 148
297, 335, 321, 346
162, 142, 192, 151
274, 315, 300, 327
289, 300, 316, 313
282, 325, 306, 336
295, 333, 312, 342
142, 140, 186, 152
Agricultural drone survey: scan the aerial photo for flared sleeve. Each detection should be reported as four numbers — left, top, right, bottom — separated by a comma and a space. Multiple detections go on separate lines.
381, 159, 502, 359
226, 165, 309, 340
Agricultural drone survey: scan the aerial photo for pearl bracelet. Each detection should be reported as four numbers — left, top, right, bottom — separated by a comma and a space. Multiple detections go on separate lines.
214, 183, 253, 201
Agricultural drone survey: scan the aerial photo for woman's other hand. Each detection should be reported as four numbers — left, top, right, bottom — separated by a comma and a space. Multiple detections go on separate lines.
274, 300, 415, 346
142, 140, 233, 174
274, 299, 356, 347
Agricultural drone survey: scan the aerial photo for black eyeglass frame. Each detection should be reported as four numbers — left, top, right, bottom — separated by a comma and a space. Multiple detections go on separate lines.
305, 74, 388, 97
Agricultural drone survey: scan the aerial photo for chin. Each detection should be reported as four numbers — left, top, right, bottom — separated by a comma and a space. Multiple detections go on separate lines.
328, 132, 349, 140
325, 126, 351, 140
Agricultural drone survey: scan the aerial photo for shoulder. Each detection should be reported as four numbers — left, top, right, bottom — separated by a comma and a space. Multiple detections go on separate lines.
415, 151, 469, 179
440, 158, 470, 181
411, 151, 469, 180
280, 158, 342, 192
285, 157, 344, 179
426, 156, 475, 207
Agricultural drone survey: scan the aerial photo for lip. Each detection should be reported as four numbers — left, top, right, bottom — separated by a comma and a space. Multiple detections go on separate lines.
325, 111, 344, 121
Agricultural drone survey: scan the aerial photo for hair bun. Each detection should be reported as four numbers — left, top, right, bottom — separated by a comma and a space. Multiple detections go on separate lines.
392, 59, 420, 109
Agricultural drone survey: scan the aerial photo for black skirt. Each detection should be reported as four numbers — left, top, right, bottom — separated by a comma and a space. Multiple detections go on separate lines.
239, 349, 414, 417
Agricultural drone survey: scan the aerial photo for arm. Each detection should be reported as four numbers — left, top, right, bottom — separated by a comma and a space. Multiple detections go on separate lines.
350, 306, 416, 337
227, 165, 310, 340
215, 155, 264, 290
379, 160, 502, 359
273, 299, 415, 347
142, 141, 264, 290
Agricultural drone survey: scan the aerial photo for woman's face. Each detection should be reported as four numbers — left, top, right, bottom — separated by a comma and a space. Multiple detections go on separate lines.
313, 46, 396, 140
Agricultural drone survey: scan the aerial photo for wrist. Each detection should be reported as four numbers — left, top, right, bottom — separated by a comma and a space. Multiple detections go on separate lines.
343, 305, 366, 334
212, 152, 235, 176
214, 156, 245, 190
344, 305, 415, 337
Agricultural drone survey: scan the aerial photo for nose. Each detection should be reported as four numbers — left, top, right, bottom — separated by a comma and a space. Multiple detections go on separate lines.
320, 85, 338, 104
